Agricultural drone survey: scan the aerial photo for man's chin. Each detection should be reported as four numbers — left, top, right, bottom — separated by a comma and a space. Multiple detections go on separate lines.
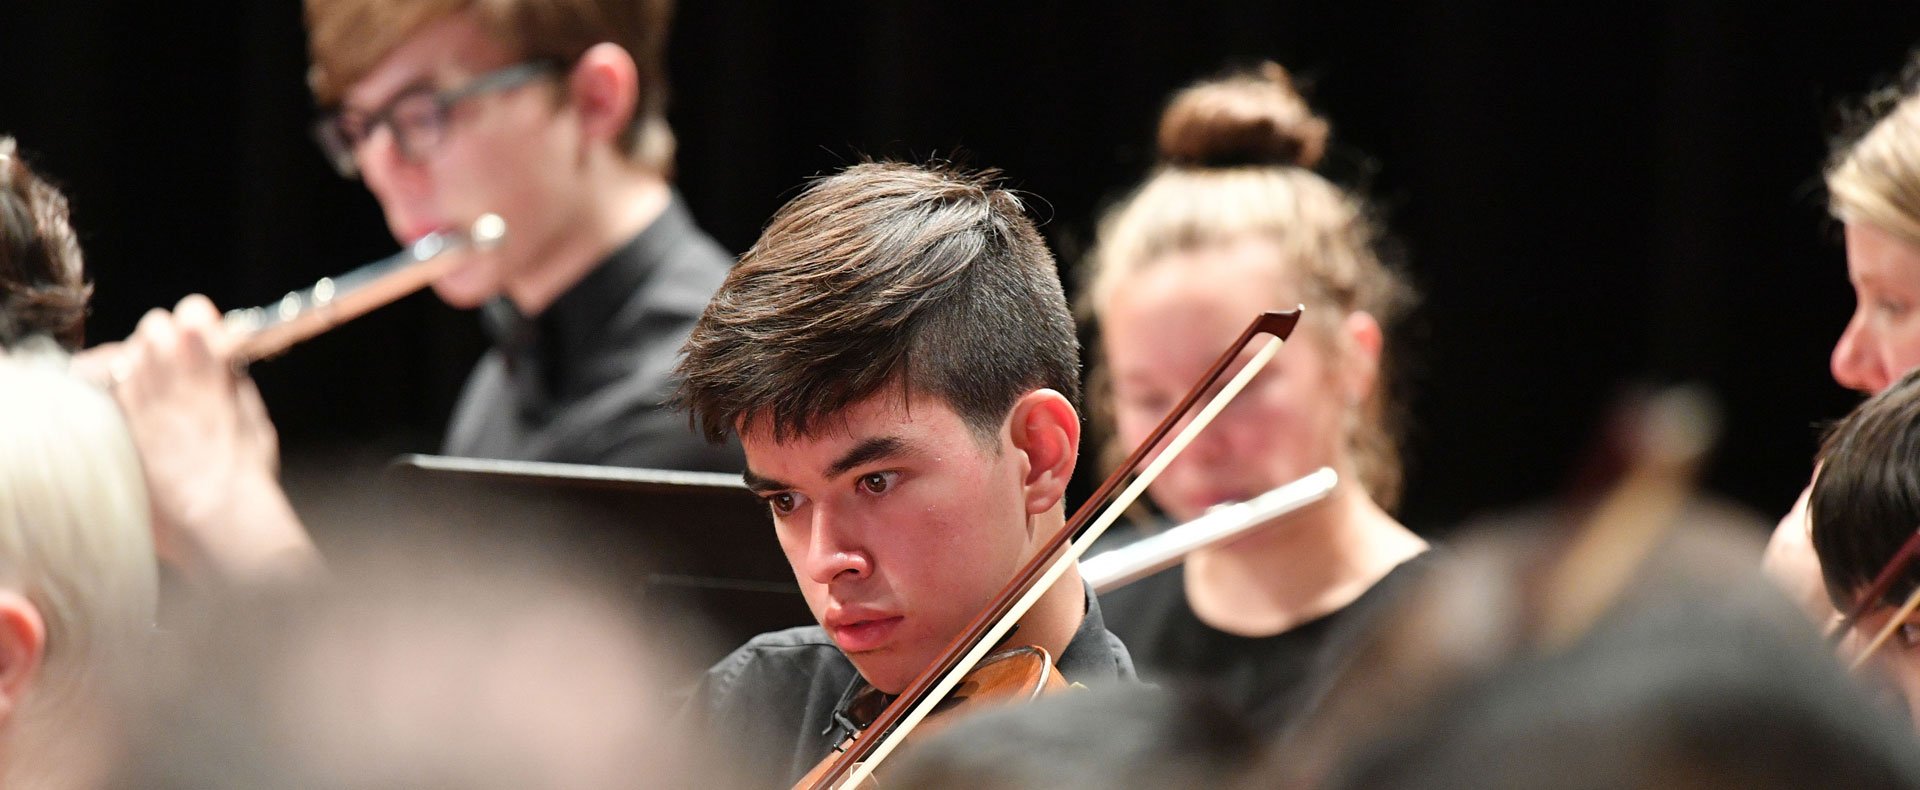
851, 655, 917, 697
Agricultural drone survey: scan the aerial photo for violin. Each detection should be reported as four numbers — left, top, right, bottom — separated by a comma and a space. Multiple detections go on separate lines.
795, 309, 1301, 789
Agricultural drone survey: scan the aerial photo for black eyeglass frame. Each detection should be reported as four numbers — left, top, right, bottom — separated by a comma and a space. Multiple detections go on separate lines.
312, 60, 562, 178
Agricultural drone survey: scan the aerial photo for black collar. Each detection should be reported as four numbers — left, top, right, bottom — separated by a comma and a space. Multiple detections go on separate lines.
481, 194, 698, 415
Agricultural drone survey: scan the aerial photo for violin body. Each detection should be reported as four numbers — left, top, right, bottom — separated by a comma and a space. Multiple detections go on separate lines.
794, 646, 1070, 789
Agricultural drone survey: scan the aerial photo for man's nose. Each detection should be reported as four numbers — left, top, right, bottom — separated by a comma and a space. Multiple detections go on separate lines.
803, 507, 871, 586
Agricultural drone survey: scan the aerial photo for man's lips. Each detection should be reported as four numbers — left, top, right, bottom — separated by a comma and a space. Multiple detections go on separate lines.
826, 614, 904, 653
395, 217, 450, 245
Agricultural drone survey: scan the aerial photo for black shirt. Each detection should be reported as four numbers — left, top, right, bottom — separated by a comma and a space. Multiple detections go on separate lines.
1098, 552, 1432, 733
442, 194, 741, 471
678, 586, 1137, 788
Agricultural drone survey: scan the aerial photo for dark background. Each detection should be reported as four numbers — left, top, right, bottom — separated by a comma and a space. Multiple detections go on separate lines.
4, 1, 1919, 535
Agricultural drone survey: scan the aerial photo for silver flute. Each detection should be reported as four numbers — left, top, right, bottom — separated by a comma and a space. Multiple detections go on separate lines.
223, 213, 506, 362
1080, 467, 1338, 593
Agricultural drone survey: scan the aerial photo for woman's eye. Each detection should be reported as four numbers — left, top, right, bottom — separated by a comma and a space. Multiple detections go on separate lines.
1877, 298, 1911, 318
858, 472, 895, 495
1122, 394, 1172, 420
1900, 622, 1920, 649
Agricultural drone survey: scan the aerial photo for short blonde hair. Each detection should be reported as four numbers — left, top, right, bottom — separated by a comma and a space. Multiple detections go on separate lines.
1828, 73, 1920, 247
1086, 64, 1412, 509
305, 0, 677, 173
0, 346, 156, 719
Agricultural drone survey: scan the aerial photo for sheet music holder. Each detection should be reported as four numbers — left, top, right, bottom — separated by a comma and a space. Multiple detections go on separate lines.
385, 454, 809, 672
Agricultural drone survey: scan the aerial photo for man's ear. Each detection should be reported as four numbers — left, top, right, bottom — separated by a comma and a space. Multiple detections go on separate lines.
1340, 310, 1384, 405
566, 43, 641, 148
1009, 389, 1081, 516
0, 591, 46, 726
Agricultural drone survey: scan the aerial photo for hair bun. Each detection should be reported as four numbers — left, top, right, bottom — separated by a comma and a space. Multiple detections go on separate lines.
1156, 62, 1330, 169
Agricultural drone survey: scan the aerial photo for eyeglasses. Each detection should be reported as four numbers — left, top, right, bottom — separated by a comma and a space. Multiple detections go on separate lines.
312, 61, 560, 178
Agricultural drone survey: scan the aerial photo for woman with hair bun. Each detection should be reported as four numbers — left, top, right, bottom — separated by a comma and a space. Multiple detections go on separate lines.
1086, 63, 1429, 731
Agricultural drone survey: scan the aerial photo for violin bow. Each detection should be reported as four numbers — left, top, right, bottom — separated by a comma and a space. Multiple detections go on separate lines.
810, 308, 1301, 790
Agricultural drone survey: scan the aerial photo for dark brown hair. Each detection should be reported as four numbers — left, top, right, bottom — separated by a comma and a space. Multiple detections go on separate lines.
675, 161, 1079, 444
1157, 61, 1329, 170
304, 0, 676, 171
1811, 367, 1920, 612
0, 138, 90, 350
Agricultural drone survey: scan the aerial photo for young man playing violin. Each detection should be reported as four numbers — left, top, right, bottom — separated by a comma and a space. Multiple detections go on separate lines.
674, 161, 1137, 786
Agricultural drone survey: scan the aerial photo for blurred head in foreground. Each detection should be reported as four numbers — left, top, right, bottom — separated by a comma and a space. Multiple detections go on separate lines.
1274, 516, 1920, 789
0, 346, 156, 788
116, 530, 714, 789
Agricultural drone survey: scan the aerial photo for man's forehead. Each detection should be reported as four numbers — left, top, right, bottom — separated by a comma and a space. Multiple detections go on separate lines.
340, 14, 515, 110
733, 390, 943, 447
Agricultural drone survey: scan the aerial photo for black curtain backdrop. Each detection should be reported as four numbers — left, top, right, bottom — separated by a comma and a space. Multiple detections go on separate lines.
4, 2, 1919, 533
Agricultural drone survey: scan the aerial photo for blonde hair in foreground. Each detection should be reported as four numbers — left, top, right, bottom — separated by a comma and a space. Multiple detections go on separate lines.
0, 344, 156, 724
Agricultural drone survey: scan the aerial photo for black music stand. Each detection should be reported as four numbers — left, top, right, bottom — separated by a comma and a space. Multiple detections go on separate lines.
384, 454, 808, 672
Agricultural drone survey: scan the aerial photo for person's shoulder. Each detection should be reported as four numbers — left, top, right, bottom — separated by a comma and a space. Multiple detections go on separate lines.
1096, 563, 1192, 644
680, 625, 853, 733
653, 197, 735, 286
699, 625, 846, 692
737, 624, 840, 651
1365, 544, 1440, 600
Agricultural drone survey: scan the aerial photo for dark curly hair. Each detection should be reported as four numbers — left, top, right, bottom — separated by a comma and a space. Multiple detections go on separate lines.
0, 137, 91, 350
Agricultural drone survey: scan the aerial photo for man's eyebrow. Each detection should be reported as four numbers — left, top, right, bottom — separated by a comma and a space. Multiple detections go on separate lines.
826, 436, 908, 480
740, 469, 787, 495
345, 76, 436, 116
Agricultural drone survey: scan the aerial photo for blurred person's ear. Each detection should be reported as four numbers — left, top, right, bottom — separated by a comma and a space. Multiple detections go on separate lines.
567, 43, 640, 148
0, 592, 45, 723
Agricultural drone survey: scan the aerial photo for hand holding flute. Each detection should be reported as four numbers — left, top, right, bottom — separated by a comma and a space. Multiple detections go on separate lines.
69, 214, 505, 588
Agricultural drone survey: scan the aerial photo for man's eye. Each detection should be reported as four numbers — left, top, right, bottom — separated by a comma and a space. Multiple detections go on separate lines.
858, 472, 895, 495
390, 96, 446, 131
767, 492, 798, 514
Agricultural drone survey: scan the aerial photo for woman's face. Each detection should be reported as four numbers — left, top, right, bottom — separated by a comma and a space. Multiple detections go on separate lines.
1100, 236, 1374, 523
1831, 222, 1920, 395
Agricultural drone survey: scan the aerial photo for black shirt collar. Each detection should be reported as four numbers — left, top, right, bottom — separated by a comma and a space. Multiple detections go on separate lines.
481, 193, 699, 414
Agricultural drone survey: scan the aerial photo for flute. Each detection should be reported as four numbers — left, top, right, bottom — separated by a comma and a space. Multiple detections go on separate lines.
1080, 467, 1338, 594
222, 213, 506, 363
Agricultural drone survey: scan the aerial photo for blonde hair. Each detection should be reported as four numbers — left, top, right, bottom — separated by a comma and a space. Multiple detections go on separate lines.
1828, 72, 1920, 247
1086, 63, 1412, 509
0, 345, 156, 722
304, 0, 677, 173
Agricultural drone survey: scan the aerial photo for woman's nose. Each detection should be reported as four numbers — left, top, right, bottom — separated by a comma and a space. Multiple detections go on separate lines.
1832, 310, 1887, 394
